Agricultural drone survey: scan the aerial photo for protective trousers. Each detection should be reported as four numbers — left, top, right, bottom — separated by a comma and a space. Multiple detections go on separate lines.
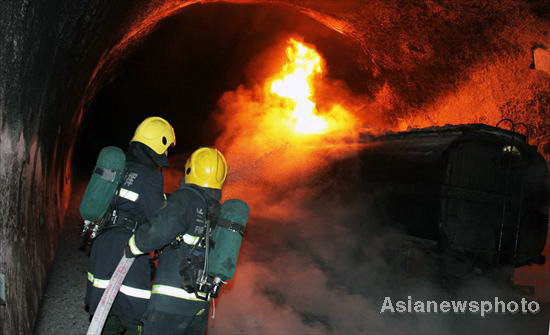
141, 300, 209, 335
102, 314, 142, 335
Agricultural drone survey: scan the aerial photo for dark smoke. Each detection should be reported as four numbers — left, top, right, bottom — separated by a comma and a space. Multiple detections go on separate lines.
208, 158, 547, 334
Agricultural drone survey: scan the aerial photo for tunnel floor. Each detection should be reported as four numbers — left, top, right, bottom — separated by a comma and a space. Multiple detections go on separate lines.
34, 188, 89, 334
30, 183, 550, 334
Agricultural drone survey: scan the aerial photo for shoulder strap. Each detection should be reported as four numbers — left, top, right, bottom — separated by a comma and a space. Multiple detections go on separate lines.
178, 185, 208, 205
178, 185, 222, 222
171, 185, 210, 248
94, 167, 118, 183
216, 218, 245, 236
112, 167, 129, 213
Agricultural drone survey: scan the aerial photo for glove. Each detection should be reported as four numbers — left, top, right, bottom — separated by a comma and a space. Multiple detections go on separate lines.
124, 243, 137, 258
125, 235, 144, 258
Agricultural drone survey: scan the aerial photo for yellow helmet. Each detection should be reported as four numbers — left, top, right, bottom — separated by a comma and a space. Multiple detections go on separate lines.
184, 147, 228, 189
131, 117, 176, 154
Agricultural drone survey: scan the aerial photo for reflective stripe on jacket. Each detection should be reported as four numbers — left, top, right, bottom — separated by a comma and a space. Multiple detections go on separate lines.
151, 284, 209, 302
87, 272, 151, 299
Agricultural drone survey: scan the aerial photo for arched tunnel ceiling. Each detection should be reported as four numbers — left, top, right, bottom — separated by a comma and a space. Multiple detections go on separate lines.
74, 2, 372, 172
82, 0, 550, 157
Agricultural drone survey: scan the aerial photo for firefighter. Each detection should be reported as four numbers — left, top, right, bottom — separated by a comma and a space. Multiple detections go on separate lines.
125, 147, 228, 335
85, 116, 175, 335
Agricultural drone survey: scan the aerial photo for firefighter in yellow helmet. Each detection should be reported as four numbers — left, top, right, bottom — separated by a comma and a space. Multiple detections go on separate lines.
126, 147, 227, 335
86, 117, 175, 334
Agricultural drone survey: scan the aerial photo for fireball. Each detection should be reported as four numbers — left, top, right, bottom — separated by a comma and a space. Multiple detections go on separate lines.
266, 38, 355, 136
215, 37, 359, 200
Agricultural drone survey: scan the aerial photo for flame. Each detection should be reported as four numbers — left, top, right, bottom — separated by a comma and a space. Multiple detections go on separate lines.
265, 38, 353, 136
269, 39, 327, 134
214, 37, 359, 214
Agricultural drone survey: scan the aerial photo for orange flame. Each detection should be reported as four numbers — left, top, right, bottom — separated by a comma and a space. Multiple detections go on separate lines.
264, 38, 355, 137
215, 38, 359, 216
269, 39, 327, 134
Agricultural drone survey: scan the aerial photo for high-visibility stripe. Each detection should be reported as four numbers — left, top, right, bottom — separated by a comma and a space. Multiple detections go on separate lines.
182, 234, 200, 245
128, 235, 144, 256
118, 188, 139, 202
119, 285, 150, 299
87, 273, 151, 299
151, 284, 209, 302
91, 277, 110, 289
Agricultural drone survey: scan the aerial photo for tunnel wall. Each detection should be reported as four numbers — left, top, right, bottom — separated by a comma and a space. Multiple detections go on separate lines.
0, 1, 151, 333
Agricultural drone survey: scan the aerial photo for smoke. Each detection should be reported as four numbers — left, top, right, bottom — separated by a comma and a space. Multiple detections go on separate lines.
210, 177, 398, 334
203, 35, 548, 334
211, 37, 363, 221
209, 171, 545, 334
206, 38, 393, 334
209, 166, 538, 334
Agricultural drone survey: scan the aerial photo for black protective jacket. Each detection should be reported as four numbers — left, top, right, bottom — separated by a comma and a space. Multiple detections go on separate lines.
85, 142, 167, 324
129, 184, 221, 314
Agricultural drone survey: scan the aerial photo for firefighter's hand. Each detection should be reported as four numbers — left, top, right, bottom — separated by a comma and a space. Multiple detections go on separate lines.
124, 244, 137, 258
125, 235, 145, 258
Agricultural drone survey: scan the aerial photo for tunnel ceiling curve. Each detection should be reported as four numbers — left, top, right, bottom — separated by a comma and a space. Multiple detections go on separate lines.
74, 1, 374, 173
79, 0, 357, 122
79, 0, 550, 162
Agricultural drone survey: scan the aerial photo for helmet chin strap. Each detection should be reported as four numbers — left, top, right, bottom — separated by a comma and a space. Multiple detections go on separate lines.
143, 144, 169, 168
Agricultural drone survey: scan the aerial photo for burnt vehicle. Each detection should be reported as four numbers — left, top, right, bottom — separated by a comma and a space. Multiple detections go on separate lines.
329, 123, 549, 288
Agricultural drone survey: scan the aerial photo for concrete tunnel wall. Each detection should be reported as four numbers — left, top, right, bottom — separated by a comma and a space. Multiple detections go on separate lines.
0, 0, 549, 333
0, 1, 146, 332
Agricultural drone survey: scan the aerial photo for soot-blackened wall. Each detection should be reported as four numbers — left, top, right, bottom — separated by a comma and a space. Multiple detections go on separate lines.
0, 1, 148, 333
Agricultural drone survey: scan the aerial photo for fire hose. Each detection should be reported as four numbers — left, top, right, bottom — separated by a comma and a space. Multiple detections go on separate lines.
86, 255, 135, 335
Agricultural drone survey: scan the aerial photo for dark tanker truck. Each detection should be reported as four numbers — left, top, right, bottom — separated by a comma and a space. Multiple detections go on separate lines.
331, 123, 549, 289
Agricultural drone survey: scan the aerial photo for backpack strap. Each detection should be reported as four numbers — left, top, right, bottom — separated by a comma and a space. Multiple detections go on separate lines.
179, 185, 221, 224
170, 185, 210, 248
94, 167, 119, 183
179, 185, 208, 206
216, 218, 245, 236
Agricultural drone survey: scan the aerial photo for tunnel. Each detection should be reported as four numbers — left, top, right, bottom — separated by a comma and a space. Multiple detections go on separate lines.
1, 0, 549, 334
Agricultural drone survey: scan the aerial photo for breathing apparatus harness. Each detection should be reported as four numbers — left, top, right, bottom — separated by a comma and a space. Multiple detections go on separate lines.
171, 185, 224, 301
